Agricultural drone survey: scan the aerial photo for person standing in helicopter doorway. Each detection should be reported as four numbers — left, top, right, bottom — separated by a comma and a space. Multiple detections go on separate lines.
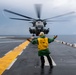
27, 32, 57, 69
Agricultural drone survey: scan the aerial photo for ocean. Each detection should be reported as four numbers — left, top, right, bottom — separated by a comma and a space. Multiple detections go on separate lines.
56, 35, 76, 44
0, 35, 76, 44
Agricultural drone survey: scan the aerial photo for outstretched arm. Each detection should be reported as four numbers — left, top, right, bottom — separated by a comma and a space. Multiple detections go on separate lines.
27, 37, 38, 44
53, 35, 58, 39
27, 36, 34, 42
48, 35, 58, 43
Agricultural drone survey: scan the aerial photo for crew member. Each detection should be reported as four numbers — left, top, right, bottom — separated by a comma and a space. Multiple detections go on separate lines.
27, 32, 57, 69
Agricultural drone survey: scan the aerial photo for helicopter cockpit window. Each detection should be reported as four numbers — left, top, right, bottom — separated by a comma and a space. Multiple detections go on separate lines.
36, 21, 44, 26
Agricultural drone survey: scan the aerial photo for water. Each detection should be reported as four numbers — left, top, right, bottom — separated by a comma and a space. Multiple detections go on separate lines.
0, 35, 76, 44
46, 35, 76, 44
56, 35, 76, 44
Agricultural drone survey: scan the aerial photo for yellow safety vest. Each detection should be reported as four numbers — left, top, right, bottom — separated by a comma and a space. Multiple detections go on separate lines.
38, 37, 48, 50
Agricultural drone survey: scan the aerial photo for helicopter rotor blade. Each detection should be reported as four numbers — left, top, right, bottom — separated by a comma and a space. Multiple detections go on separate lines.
35, 4, 42, 19
10, 18, 33, 21
4, 9, 35, 20
46, 20, 68, 22
44, 11, 75, 20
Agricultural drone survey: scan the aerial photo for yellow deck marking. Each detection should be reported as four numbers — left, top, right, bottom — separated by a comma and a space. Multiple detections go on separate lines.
0, 40, 30, 75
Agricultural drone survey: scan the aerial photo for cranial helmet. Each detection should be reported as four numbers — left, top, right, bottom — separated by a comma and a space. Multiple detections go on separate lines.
39, 32, 44, 36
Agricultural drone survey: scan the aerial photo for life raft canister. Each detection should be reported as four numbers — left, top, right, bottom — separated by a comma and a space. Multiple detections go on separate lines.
38, 37, 48, 50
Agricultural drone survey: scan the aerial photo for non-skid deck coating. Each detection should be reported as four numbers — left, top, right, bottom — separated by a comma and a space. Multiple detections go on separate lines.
0, 38, 76, 75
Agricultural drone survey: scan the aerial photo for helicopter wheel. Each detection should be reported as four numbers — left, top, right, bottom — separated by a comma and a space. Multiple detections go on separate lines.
36, 33, 39, 36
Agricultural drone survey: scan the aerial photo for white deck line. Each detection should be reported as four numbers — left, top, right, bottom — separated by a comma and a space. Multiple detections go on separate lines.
44, 56, 56, 66
7, 58, 17, 70
18, 51, 23, 55
24, 47, 26, 49
5, 51, 12, 55
14, 47, 18, 49
51, 56, 56, 66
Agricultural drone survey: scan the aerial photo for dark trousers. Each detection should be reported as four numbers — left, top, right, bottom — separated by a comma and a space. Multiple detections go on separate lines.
40, 55, 53, 68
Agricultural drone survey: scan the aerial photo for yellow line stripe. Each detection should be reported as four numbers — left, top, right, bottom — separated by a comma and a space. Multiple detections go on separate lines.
0, 40, 30, 75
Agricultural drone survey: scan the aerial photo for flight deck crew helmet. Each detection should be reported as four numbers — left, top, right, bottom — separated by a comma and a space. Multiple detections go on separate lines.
39, 32, 44, 36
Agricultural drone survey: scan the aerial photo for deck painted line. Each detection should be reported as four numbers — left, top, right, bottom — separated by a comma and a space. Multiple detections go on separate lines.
44, 56, 49, 66
44, 56, 56, 66
18, 51, 23, 55
5, 51, 12, 55
24, 47, 26, 49
0, 40, 30, 75
51, 56, 56, 66
14, 47, 18, 49
7, 58, 17, 70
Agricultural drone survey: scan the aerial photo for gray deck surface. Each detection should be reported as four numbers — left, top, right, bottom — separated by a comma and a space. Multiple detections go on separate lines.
0, 38, 76, 75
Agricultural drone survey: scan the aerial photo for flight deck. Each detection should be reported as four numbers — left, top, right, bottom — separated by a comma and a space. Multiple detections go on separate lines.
0, 38, 76, 75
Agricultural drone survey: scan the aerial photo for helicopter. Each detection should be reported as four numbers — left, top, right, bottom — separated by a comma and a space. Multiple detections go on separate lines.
4, 4, 75, 36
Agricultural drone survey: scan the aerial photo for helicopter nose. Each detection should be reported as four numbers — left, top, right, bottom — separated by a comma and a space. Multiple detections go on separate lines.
37, 25, 43, 30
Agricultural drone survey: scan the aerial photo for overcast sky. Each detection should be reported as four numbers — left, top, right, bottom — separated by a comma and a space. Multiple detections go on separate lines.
0, 0, 76, 35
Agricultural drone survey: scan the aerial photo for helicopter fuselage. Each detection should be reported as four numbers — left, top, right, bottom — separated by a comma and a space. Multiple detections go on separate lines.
29, 20, 49, 36
4, 5, 74, 36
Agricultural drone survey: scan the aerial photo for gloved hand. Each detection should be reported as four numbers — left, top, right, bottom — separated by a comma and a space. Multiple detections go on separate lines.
53, 35, 58, 39
31, 36, 34, 39
27, 39, 31, 42
27, 36, 34, 42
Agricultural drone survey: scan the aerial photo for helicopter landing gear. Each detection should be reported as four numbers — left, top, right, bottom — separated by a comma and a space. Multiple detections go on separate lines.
32, 34, 35, 36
